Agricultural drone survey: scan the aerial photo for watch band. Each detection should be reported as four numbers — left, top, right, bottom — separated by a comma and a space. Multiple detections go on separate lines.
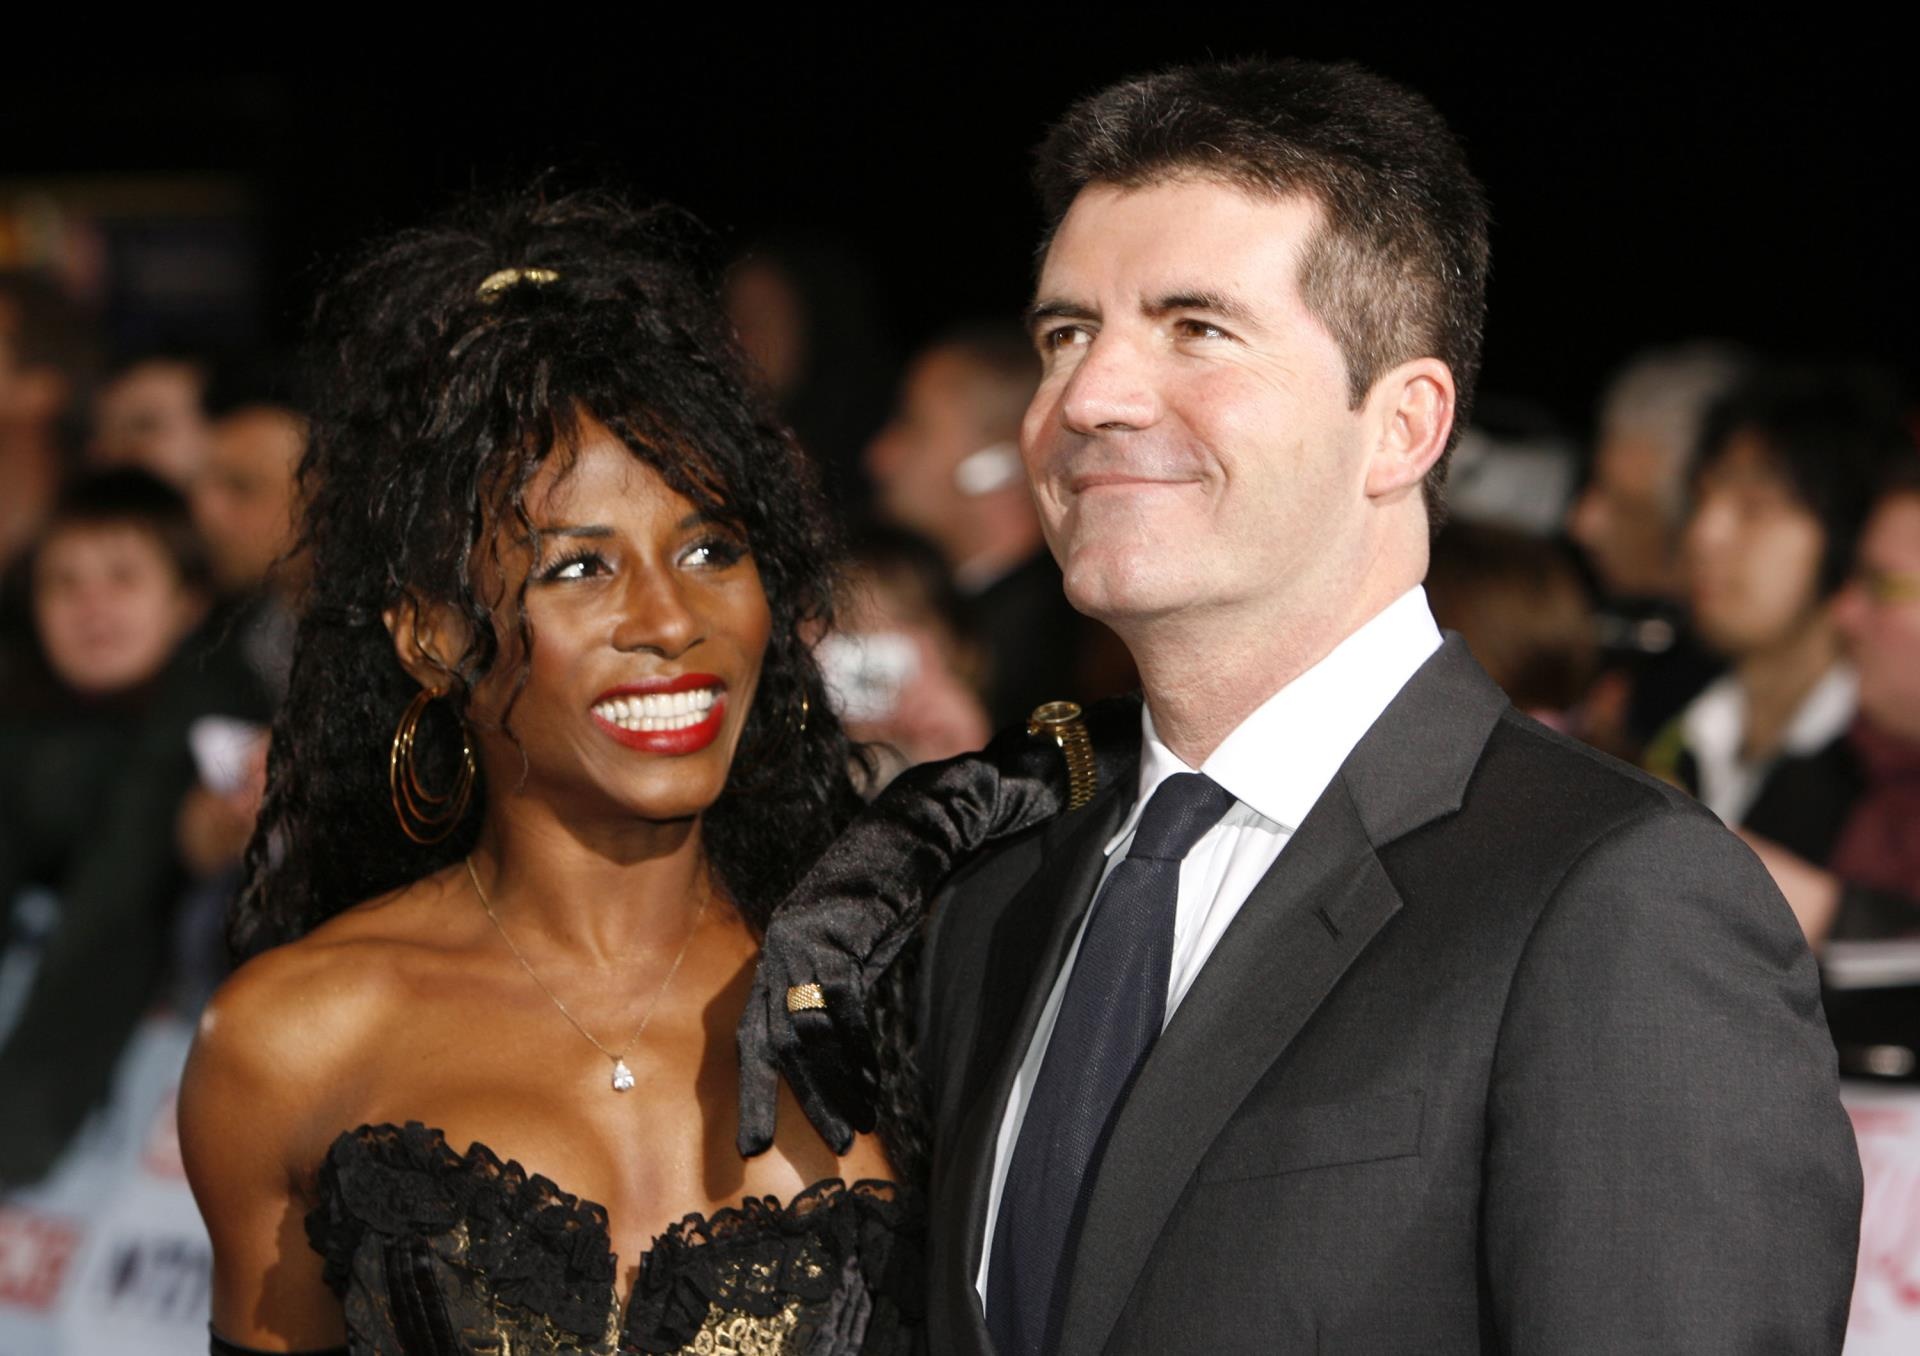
1028, 700, 1098, 811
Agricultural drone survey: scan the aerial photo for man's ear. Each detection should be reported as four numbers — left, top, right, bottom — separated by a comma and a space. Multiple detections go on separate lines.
1363, 357, 1456, 501
382, 593, 471, 692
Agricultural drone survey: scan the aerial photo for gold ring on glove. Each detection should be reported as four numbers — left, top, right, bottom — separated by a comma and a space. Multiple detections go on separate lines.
786, 983, 828, 1013
1029, 700, 1098, 811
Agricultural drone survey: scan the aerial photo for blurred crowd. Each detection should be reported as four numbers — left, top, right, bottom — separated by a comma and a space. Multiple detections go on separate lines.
2, 244, 1919, 1199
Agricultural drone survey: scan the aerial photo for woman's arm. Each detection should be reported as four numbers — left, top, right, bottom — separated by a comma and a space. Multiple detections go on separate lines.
178, 953, 350, 1352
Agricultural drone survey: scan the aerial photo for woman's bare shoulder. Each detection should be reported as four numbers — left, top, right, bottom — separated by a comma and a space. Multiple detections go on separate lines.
183, 870, 470, 1134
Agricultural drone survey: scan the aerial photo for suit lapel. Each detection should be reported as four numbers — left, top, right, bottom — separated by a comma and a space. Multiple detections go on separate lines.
1054, 781, 1399, 1356
934, 778, 1133, 1340
1055, 636, 1508, 1356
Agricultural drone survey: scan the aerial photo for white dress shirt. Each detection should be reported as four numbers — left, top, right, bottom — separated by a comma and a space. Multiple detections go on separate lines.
976, 586, 1444, 1301
1677, 662, 1857, 826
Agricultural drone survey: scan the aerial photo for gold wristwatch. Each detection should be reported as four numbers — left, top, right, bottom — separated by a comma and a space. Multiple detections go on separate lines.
1028, 700, 1098, 811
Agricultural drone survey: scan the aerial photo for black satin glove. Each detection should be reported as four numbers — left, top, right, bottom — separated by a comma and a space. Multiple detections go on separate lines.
738, 695, 1139, 1156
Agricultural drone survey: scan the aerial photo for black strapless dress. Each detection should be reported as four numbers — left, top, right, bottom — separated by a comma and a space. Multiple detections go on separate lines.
297, 1121, 924, 1356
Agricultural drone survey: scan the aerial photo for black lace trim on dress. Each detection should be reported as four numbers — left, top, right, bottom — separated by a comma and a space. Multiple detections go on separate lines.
306, 1121, 619, 1343
627, 1178, 925, 1353
305, 1121, 924, 1354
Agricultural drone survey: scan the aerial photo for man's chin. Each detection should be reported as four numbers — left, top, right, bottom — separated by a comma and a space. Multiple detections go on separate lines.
1061, 557, 1195, 628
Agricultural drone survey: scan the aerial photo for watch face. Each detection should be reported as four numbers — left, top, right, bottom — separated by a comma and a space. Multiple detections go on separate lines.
1027, 699, 1083, 733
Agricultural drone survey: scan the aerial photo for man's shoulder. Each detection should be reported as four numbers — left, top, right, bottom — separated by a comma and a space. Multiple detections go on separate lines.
1377, 704, 1729, 914
1473, 706, 1705, 829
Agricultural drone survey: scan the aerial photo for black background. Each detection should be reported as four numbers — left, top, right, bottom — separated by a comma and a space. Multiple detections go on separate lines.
8, 22, 1915, 432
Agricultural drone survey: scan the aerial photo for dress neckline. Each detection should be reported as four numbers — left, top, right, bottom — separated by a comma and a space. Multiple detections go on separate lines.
313, 1119, 903, 1336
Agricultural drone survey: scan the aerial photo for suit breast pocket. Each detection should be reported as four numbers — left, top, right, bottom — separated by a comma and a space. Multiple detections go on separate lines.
1195, 1088, 1424, 1183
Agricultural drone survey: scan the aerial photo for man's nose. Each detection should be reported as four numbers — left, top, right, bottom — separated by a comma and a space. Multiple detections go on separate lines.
1681, 497, 1732, 562
1567, 484, 1606, 549
1058, 333, 1160, 434
1830, 576, 1869, 642
611, 568, 704, 658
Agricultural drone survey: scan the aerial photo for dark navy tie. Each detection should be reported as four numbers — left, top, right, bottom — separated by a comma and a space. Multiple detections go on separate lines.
985, 771, 1236, 1356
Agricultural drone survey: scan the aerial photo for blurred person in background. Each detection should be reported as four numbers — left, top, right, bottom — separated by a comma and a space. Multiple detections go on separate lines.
819, 527, 992, 789
0, 469, 235, 1185
169, 378, 307, 1010
866, 322, 1120, 728
0, 270, 96, 705
725, 238, 895, 500
1425, 522, 1599, 734
1646, 366, 1905, 862
188, 370, 305, 709
194, 382, 306, 613
88, 349, 214, 492
1742, 456, 1920, 947
0, 271, 92, 572
1568, 344, 1745, 756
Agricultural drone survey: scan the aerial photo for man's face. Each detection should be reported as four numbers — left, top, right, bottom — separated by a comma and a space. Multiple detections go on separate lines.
92, 360, 210, 490
864, 348, 992, 539
192, 406, 303, 591
1682, 431, 1827, 657
1567, 432, 1685, 600
33, 523, 202, 696
1020, 180, 1369, 630
1834, 492, 1920, 740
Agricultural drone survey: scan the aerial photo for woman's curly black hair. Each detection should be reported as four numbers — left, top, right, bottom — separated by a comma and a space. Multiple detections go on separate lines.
231, 188, 865, 960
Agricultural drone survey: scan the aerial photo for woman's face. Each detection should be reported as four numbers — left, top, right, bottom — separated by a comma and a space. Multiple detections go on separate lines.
463, 416, 772, 826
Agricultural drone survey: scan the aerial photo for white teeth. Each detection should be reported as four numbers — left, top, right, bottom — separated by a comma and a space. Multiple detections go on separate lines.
593, 687, 720, 732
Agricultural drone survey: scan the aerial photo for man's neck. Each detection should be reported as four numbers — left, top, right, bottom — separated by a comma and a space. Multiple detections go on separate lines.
1126, 573, 1418, 767
1734, 612, 1841, 764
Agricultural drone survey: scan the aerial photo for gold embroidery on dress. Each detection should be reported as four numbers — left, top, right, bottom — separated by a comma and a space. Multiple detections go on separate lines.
685, 1296, 803, 1354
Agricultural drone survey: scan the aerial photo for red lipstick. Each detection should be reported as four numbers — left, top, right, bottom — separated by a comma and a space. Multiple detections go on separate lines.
590, 673, 728, 756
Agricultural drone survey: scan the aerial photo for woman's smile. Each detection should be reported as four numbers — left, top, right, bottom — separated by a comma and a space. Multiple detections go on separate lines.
589, 675, 728, 754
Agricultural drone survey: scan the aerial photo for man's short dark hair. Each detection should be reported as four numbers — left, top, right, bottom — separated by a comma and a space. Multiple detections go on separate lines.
36, 466, 212, 596
1692, 365, 1914, 598
1032, 58, 1491, 527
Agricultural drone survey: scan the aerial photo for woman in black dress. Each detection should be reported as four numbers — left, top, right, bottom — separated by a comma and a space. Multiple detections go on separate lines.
179, 190, 921, 1355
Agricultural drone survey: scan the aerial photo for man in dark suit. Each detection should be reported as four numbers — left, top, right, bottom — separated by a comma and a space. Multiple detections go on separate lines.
916, 59, 1862, 1354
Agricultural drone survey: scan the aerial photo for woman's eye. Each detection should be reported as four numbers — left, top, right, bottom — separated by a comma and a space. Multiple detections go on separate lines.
541, 551, 608, 582
683, 537, 746, 569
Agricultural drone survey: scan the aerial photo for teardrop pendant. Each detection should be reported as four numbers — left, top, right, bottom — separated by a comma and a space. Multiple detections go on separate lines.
611, 1059, 635, 1092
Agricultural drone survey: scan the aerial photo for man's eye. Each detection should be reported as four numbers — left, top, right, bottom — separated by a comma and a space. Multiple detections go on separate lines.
1175, 318, 1228, 340
1040, 324, 1090, 352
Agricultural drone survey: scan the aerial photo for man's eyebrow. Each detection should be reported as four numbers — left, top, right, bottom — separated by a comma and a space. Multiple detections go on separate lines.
1023, 298, 1098, 334
1146, 289, 1259, 327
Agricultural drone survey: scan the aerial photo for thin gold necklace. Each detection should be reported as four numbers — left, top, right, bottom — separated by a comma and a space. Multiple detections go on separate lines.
464, 857, 703, 1093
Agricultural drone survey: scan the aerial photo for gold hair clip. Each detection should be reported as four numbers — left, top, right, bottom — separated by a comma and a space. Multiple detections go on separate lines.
476, 267, 560, 300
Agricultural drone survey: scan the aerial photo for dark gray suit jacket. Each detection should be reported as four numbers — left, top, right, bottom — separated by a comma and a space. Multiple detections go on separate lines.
919, 638, 1861, 1355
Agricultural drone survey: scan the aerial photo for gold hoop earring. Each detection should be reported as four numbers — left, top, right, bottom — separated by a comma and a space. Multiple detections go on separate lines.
389, 687, 477, 844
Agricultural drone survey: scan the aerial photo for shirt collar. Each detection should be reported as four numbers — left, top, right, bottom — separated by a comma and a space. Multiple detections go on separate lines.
1107, 586, 1444, 851
1683, 662, 1859, 767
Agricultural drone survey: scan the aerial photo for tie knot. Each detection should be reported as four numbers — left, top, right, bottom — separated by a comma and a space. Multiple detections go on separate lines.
1127, 772, 1235, 862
